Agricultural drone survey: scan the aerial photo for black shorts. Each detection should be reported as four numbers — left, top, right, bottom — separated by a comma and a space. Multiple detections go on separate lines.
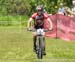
34, 25, 44, 29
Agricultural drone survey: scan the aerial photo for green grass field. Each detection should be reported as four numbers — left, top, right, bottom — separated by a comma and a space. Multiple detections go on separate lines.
0, 26, 75, 62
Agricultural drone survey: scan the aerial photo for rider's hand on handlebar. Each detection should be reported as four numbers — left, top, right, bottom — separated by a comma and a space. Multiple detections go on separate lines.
27, 28, 32, 31
48, 28, 53, 31
27, 28, 36, 32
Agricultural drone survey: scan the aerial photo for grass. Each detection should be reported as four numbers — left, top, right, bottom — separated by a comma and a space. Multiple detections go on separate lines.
0, 15, 29, 21
0, 26, 75, 62
0, 15, 28, 26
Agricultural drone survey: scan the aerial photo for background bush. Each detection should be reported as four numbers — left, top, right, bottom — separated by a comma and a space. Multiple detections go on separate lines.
0, 0, 72, 26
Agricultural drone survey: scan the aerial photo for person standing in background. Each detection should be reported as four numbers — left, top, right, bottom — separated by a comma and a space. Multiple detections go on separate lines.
71, 0, 75, 17
65, 0, 75, 17
58, 3, 66, 15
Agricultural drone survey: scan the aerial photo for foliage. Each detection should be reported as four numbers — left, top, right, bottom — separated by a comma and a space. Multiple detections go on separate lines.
0, 0, 72, 16
0, 15, 28, 26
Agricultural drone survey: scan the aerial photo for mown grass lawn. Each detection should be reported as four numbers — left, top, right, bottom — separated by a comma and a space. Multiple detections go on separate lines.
0, 26, 75, 62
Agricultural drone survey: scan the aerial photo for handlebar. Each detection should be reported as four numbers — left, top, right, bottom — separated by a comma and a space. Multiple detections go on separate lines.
27, 28, 50, 32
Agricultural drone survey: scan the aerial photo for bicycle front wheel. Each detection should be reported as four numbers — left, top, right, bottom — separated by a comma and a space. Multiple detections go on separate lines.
37, 36, 44, 59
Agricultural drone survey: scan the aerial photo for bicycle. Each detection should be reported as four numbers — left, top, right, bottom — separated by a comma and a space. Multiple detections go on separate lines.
28, 28, 49, 59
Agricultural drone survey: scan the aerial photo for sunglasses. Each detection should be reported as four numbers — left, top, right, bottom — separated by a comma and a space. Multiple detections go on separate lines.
37, 10, 42, 11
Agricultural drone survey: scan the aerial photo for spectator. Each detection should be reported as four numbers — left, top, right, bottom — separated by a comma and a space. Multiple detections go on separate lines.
65, 0, 75, 17
58, 3, 66, 15
64, 6, 71, 16
71, 0, 75, 17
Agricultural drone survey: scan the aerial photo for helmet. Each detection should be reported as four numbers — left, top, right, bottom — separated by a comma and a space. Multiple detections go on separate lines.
36, 5, 43, 11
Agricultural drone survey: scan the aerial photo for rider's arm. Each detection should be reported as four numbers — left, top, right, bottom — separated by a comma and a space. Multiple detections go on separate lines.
27, 18, 33, 29
27, 13, 37, 29
47, 18, 53, 30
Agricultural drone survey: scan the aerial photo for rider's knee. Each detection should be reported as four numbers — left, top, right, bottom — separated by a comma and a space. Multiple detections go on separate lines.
33, 32, 37, 37
42, 32, 45, 37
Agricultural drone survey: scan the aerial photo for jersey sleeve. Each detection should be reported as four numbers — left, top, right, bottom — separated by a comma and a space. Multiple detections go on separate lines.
44, 13, 49, 19
30, 13, 37, 19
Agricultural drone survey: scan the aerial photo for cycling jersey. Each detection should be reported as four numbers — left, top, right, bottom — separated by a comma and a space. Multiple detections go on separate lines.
31, 13, 48, 29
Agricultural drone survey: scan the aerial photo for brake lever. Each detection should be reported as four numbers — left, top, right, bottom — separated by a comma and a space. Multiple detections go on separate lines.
27, 28, 32, 31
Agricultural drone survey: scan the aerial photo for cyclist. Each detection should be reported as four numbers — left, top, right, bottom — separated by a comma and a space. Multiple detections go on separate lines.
27, 5, 53, 55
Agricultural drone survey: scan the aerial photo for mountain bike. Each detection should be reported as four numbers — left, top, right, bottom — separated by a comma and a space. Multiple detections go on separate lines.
28, 28, 49, 59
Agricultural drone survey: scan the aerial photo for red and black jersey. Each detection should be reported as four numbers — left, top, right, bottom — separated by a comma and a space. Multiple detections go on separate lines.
31, 13, 48, 27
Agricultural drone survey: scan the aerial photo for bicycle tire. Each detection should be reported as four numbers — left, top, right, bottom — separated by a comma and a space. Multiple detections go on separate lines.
37, 36, 43, 59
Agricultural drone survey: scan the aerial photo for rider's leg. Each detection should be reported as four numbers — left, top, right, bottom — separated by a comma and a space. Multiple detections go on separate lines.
33, 32, 37, 51
42, 32, 46, 55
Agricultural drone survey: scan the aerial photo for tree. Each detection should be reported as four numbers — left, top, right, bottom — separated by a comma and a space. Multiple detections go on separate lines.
0, 0, 73, 16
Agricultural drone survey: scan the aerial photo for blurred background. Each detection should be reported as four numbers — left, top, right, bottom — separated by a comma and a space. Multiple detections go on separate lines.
0, 0, 73, 26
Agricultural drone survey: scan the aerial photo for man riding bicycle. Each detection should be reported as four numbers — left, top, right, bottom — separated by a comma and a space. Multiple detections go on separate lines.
27, 5, 53, 55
